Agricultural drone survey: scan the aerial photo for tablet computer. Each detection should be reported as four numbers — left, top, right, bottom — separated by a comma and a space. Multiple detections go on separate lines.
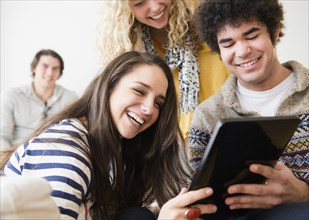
188, 116, 300, 215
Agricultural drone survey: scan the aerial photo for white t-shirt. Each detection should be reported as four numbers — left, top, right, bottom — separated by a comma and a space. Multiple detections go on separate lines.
236, 73, 296, 116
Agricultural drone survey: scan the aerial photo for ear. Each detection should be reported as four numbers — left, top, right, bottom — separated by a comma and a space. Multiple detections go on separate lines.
274, 29, 280, 43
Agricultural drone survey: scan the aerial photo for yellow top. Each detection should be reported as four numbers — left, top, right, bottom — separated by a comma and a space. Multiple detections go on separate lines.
153, 42, 230, 139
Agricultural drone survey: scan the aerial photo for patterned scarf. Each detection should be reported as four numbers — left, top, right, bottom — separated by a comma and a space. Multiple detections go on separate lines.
141, 26, 200, 114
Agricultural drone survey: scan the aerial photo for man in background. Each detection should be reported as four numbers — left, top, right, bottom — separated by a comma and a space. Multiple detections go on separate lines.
1, 49, 77, 151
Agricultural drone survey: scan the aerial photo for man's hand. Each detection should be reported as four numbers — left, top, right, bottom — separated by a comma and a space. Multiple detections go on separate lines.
225, 162, 309, 209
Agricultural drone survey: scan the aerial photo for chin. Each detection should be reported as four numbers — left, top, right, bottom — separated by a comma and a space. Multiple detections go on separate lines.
121, 132, 137, 140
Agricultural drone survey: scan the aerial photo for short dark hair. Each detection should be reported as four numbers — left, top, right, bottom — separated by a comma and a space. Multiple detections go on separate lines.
195, 0, 285, 54
30, 49, 64, 77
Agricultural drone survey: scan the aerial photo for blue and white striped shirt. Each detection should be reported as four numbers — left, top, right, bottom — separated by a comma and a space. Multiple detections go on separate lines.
4, 118, 93, 220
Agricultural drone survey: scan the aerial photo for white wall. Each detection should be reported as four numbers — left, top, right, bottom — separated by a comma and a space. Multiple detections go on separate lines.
276, 0, 309, 65
1, 1, 103, 96
1, 0, 308, 95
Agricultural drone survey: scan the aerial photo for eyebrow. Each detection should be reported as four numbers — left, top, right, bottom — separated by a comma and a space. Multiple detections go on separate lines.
134, 81, 166, 101
218, 27, 261, 44
41, 62, 60, 68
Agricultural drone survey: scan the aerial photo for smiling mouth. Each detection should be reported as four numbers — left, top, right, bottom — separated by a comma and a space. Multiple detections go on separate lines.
44, 77, 53, 81
151, 11, 164, 20
237, 58, 259, 68
127, 111, 145, 126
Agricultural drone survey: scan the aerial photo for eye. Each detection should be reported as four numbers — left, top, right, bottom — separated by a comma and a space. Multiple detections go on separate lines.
222, 42, 235, 48
52, 67, 60, 72
247, 34, 259, 40
133, 88, 144, 95
154, 100, 162, 109
132, 0, 144, 7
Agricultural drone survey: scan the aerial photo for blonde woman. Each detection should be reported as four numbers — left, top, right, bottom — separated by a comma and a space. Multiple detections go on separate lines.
97, 0, 230, 140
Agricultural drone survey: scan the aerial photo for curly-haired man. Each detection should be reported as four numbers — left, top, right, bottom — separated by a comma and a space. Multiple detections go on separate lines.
189, 0, 309, 219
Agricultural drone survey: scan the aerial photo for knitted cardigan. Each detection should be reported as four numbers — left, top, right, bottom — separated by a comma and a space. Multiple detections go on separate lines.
189, 60, 309, 182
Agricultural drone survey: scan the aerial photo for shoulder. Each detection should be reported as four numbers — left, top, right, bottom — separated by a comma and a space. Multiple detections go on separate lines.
283, 61, 309, 85
54, 85, 78, 99
5, 118, 91, 184
191, 76, 238, 129
283, 60, 309, 73
13, 118, 90, 162
196, 88, 227, 115
40, 118, 89, 148
191, 94, 224, 132
1, 83, 31, 97
1, 84, 33, 106
55, 84, 77, 97
282, 61, 309, 97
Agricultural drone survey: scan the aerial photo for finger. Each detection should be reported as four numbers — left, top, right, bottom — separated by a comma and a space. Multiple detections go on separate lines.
226, 195, 275, 209
178, 187, 189, 196
184, 204, 217, 220
273, 161, 287, 170
227, 162, 285, 195
249, 162, 291, 185
170, 187, 213, 208
194, 203, 217, 215
227, 181, 271, 195
249, 163, 276, 180
184, 207, 201, 219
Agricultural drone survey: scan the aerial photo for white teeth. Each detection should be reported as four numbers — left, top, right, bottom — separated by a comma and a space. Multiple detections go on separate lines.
152, 11, 164, 20
239, 59, 258, 67
127, 111, 144, 125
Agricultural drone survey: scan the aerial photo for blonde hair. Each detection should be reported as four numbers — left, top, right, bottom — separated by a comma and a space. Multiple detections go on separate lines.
96, 0, 200, 65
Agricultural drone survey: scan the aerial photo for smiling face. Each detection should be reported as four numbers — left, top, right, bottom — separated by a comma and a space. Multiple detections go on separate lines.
109, 64, 168, 139
130, 0, 172, 30
33, 55, 61, 89
217, 20, 284, 91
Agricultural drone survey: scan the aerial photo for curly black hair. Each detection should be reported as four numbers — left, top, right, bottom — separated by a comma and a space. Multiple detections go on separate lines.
194, 0, 285, 54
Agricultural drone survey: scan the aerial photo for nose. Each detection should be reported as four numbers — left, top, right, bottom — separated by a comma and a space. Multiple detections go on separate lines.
141, 103, 154, 115
148, 0, 160, 12
45, 67, 53, 76
235, 41, 251, 58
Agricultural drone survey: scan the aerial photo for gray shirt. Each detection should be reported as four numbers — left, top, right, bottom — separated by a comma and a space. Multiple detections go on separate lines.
1, 83, 77, 151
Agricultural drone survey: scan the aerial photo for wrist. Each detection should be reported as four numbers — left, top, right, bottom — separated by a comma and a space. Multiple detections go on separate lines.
298, 178, 309, 201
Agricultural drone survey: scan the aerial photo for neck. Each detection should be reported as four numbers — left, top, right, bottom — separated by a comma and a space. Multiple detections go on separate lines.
149, 28, 168, 48
33, 82, 54, 104
267, 59, 293, 88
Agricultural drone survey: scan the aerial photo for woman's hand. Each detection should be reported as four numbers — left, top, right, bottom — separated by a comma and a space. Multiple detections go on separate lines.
157, 187, 217, 219
225, 162, 309, 209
